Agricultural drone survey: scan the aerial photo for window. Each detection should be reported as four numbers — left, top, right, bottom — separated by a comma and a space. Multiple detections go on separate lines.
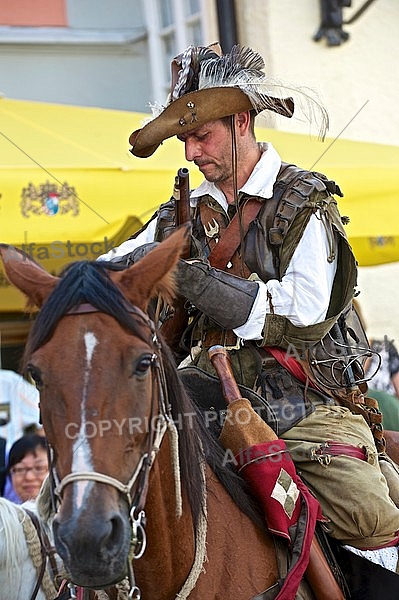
184, 0, 201, 14
159, 0, 174, 27
144, 0, 204, 106
185, 0, 202, 47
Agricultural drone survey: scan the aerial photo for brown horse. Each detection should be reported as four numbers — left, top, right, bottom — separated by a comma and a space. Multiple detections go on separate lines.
0, 228, 284, 599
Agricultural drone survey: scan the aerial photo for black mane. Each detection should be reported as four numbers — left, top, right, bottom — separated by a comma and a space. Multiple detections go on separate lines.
23, 260, 265, 530
24, 260, 147, 357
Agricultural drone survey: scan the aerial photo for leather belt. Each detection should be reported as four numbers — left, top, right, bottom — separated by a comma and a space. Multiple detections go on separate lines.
311, 441, 367, 464
201, 329, 240, 349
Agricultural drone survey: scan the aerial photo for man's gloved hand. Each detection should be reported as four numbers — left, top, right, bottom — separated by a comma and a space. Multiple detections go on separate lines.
176, 259, 259, 330
108, 242, 160, 267
189, 234, 204, 259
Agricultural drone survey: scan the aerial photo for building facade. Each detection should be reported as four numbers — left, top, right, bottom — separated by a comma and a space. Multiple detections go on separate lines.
1, 1, 397, 144
0, 0, 398, 365
0, 0, 219, 112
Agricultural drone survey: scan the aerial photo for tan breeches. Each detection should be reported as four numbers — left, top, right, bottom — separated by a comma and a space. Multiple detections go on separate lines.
282, 404, 399, 548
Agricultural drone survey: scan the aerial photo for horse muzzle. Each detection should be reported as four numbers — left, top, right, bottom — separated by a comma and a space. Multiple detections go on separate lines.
53, 494, 131, 587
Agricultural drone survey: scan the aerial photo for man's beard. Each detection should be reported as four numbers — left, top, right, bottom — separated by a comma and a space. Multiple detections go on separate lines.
195, 161, 232, 184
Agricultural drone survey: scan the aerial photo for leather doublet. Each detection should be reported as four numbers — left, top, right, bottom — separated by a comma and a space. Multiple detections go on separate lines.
153, 163, 357, 350
197, 198, 249, 277
195, 194, 265, 279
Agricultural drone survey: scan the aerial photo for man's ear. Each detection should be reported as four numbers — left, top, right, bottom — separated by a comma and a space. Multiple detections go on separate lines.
235, 111, 251, 135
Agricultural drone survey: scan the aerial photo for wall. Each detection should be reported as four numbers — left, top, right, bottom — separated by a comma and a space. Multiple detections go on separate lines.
236, 0, 399, 146
0, 0, 150, 112
0, 40, 150, 111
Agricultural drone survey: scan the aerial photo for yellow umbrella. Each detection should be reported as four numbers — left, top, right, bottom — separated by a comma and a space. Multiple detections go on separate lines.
1, 97, 399, 314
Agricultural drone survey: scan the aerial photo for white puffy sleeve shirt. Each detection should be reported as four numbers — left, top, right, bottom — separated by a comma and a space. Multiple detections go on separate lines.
98, 143, 337, 341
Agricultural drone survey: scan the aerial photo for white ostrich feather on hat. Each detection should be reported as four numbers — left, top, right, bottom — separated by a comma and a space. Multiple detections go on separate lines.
199, 45, 266, 92
199, 45, 329, 139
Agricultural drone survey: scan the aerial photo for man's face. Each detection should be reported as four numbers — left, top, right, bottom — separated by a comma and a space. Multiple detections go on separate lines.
177, 119, 232, 184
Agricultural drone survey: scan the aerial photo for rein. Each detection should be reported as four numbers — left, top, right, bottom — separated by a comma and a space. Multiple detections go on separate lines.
47, 301, 183, 598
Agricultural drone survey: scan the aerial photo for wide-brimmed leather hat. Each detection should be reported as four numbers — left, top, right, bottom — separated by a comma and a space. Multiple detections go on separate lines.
129, 44, 295, 158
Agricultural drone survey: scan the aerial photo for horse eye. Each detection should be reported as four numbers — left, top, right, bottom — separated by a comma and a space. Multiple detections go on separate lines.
27, 365, 43, 389
134, 354, 154, 376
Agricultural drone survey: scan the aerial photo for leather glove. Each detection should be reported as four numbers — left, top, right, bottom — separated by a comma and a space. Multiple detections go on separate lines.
108, 242, 160, 267
176, 259, 259, 330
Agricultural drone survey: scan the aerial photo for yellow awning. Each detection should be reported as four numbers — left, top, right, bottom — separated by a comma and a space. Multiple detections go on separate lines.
1, 97, 399, 312
0, 98, 200, 311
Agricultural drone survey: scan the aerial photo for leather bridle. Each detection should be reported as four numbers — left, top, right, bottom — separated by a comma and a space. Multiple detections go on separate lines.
46, 302, 176, 598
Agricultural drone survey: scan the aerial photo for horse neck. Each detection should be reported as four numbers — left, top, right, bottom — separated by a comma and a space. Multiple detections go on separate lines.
133, 434, 197, 599
135, 439, 279, 600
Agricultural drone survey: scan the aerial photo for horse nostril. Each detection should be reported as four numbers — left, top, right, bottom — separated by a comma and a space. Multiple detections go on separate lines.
52, 519, 71, 564
53, 511, 126, 560
108, 513, 125, 546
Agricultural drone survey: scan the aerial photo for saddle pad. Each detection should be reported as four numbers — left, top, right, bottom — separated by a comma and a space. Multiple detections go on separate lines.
178, 365, 278, 437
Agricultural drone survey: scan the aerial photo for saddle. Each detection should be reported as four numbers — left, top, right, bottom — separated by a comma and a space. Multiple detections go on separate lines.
321, 529, 399, 600
178, 365, 278, 436
178, 365, 399, 600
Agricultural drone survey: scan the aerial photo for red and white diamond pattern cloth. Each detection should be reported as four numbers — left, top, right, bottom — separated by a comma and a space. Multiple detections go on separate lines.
271, 468, 300, 519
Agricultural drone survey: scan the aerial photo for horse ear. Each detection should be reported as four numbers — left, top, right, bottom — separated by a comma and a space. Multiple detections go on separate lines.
113, 224, 191, 309
0, 244, 59, 308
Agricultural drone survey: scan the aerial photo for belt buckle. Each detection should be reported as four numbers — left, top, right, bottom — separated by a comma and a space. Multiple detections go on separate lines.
224, 336, 243, 351
310, 442, 332, 466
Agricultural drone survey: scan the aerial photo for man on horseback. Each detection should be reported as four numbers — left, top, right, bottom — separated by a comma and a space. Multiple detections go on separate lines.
99, 43, 399, 575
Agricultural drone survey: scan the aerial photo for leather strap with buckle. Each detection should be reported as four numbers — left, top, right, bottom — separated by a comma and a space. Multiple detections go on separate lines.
208, 197, 262, 270
201, 329, 241, 350
311, 441, 367, 465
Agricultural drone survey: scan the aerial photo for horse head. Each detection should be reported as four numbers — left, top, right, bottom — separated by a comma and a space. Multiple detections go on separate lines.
0, 226, 190, 588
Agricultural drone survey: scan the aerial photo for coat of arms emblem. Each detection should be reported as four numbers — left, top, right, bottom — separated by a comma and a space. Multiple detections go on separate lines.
21, 181, 79, 217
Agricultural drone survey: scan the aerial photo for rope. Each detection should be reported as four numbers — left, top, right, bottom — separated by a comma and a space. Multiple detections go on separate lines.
344, 0, 377, 25
167, 418, 183, 518
93, 591, 111, 600
19, 508, 58, 600
175, 459, 208, 599
56, 470, 140, 504
230, 115, 246, 277
115, 578, 130, 600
